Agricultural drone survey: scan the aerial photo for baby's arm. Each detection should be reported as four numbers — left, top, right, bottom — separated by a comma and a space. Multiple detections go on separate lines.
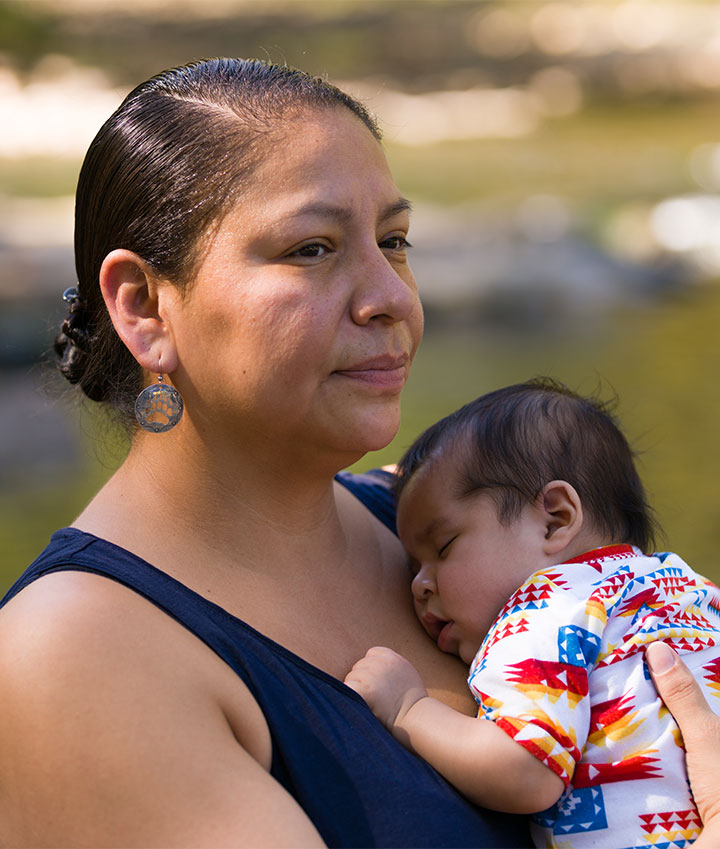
344, 647, 565, 814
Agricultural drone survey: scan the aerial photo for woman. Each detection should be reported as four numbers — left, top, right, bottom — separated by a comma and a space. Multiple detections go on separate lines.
0, 58, 716, 847
0, 58, 528, 847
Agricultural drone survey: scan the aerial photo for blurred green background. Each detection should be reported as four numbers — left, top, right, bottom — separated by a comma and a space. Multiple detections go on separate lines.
2, 0, 720, 588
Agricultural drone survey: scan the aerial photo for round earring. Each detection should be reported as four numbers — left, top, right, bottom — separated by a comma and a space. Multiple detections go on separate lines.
135, 373, 184, 433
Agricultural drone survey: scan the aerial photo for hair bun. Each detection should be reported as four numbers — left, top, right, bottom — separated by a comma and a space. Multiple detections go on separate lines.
62, 299, 91, 350
54, 324, 89, 384
54, 300, 108, 401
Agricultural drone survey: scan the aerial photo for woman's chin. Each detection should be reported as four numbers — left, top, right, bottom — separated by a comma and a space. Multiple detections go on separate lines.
330, 419, 400, 462
355, 412, 402, 451
305, 395, 403, 463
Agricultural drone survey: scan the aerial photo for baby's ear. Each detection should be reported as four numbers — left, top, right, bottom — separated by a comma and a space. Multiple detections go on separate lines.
538, 480, 583, 556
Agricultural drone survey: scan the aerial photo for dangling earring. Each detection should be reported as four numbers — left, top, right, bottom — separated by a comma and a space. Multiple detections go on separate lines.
135, 369, 184, 433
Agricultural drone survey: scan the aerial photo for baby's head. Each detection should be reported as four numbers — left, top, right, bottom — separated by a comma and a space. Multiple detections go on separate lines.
394, 378, 657, 663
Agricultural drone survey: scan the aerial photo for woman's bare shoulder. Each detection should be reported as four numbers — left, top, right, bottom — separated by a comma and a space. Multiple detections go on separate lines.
0, 570, 269, 753
0, 568, 206, 678
0, 571, 323, 847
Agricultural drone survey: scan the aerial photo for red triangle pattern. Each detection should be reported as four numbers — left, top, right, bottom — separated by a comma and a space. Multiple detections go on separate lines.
638, 809, 701, 832
591, 570, 635, 598
587, 692, 635, 737
671, 608, 714, 628
485, 617, 530, 651
497, 586, 552, 619
597, 635, 716, 668
616, 587, 663, 616
505, 658, 588, 697
702, 656, 720, 689
500, 572, 572, 617
573, 754, 662, 787
655, 575, 695, 595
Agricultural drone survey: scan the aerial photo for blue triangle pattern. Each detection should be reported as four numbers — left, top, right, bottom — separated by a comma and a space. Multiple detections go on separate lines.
558, 624, 601, 668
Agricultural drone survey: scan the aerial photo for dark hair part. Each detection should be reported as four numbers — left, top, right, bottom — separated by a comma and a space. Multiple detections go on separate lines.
395, 378, 658, 552
54, 57, 381, 423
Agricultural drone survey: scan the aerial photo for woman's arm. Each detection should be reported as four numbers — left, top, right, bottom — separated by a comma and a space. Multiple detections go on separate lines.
646, 641, 720, 848
345, 646, 564, 814
0, 572, 325, 848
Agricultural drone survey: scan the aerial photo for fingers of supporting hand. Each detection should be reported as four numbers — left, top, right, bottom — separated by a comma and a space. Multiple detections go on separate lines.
646, 642, 713, 737
646, 640, 720, 832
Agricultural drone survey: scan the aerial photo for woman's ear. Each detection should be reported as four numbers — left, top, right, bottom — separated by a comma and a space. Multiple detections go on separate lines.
99, 249, 179, 376
537, 480, 584, 556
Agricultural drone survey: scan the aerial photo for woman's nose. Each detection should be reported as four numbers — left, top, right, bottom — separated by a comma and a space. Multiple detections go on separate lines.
411, 566, 435, 600
350, 246, 421, 327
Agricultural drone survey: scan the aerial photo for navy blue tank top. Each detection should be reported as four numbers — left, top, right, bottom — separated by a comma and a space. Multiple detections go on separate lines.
1, 469, 530, 848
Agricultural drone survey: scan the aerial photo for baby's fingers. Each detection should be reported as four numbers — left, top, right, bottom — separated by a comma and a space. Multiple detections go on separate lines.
343, 662, 369, 694
343, 648, 388, 695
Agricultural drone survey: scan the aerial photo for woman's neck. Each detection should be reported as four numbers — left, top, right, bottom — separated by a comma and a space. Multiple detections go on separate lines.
74, 425, 356, 580
71, 425, 404, 677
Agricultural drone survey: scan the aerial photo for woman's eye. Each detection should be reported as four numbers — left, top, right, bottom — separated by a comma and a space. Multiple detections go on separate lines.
289, 243, 331, 259
379, 235, 412, 251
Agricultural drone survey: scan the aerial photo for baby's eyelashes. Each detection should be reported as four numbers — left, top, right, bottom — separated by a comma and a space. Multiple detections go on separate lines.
437, 536, 457, 559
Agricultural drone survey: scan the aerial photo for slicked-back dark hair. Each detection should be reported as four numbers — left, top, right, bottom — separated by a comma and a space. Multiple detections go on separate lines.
395, 378, 657, 552
54, 57, 381, 426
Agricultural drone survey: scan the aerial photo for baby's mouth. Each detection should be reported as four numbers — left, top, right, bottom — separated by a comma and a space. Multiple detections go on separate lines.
436, 621, 456, 654
421, 611, 452, 642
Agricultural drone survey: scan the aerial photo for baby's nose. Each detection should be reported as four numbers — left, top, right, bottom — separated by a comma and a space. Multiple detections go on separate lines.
411, 568, 435, 600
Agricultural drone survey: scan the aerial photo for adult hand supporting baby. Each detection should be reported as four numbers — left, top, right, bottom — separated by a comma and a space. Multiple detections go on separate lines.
646, 641, 720, 846
344, 646, 429, 734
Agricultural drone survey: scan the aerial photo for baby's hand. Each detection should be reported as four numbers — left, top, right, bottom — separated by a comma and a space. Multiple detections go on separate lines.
344, 646, 428, 732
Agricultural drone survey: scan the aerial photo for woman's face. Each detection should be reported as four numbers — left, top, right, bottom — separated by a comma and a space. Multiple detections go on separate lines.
167, 108, 423, 466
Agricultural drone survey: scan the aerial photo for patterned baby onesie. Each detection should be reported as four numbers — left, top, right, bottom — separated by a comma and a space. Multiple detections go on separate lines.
468, 544, 720, 848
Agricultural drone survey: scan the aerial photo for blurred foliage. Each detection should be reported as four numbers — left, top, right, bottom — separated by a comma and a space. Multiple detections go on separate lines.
387, 100, 719, 209
0, 1, 58, 68
0, 401, 126, 587
5, 98, 711, 204
2, 284, 720, 590
0, 0, 587, 91
0, 157, 79, 197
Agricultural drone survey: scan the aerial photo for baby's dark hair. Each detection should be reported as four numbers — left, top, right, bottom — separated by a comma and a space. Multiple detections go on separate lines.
395, 378, 657, 552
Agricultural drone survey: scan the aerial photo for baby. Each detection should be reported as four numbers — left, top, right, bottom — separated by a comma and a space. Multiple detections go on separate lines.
345, 378, 720, 848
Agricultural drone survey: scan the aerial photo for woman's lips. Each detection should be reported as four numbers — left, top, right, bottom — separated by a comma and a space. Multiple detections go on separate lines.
334, 355, 408, 389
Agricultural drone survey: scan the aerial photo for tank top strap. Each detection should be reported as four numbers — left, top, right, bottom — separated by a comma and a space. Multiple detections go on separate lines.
335, 468, 398, 535
2, 526, 291, 697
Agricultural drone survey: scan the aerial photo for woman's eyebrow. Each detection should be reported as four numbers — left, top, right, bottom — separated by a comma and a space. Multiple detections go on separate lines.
284, 197, 412, 225
288, 202, 354, 224
379, 197, 413, 222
